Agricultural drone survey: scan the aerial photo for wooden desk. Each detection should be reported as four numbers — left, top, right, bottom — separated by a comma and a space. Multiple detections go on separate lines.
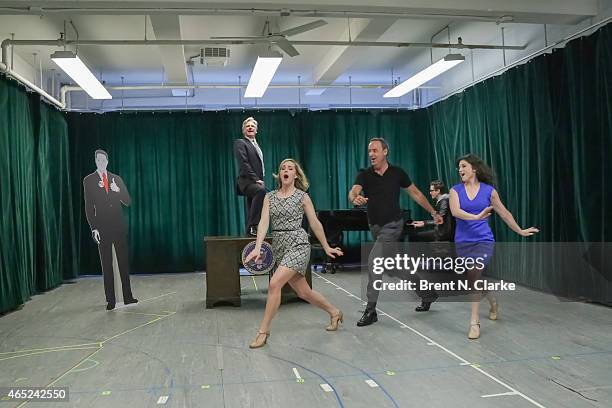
204, 236, 312, 308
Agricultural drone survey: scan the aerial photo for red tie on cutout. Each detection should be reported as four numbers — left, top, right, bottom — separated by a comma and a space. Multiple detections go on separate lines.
102, 173, 109, 193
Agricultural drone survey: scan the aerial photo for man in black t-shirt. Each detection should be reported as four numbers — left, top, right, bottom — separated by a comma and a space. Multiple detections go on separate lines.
348, 138, 442, 327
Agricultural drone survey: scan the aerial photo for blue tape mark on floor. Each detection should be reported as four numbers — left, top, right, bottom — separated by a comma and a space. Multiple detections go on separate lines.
268, 353, 345, 408
300, 346, 400, 408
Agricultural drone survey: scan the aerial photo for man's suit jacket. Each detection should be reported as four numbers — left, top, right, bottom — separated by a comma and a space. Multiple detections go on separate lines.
423, 194, 455, 241
233, 137, 264, 195
434, 194, 455, 241
83, 171, 132, 236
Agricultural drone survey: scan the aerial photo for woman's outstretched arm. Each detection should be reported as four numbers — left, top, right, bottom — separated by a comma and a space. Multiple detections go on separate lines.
490, 189, 539, 237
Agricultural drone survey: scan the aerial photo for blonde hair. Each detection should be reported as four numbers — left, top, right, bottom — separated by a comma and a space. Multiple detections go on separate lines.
274, 158, 310, 191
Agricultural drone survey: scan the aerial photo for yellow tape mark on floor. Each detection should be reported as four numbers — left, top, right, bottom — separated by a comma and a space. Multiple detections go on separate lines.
12, 307, 178, 407
0, 346, 102, 362
15, 346, 104, 408
0, 343, 102, 356
138, 292, 177, 304
71, 358, 100, 373
101, 312, 177, 344
114, 310, 170, 317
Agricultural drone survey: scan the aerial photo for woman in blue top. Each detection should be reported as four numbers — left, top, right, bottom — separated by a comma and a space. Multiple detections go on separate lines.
450, 154, 539, 340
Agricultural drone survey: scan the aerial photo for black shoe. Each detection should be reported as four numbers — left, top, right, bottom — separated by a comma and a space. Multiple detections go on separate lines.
124, 298, 138, 305
415, 293, 438, 312
248, 226, 258, 237
356, 309, 378, 327
106, 303, 115, 310
415, 302, 432, 312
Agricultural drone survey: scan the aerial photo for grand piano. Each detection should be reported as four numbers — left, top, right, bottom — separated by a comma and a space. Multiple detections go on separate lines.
316, 208, 414, 273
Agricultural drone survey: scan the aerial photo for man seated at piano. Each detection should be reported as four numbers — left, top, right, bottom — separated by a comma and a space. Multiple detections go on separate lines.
410, 180, 456, 312
411, 180, 455, 242
348, 138, 443, 327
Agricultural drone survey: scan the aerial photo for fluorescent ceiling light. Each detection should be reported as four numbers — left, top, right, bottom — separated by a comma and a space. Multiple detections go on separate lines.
244, 53, 282, 98
51, 51, 111, 100
384, 54, 465, 98
309, 105, 330, 111
305, 88, 327, 96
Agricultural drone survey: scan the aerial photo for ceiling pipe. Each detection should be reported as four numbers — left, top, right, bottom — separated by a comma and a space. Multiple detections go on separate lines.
0, 56, 65, 109
65, 84, 437, 91
60, 83, 440, 107
1, 38, 526, 51
68, 105, 423, 113
0, 6, 511, 22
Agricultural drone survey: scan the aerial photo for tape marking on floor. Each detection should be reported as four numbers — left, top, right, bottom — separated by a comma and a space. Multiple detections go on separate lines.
293, 367, 304, 383
365, 379, 379, 388
482, 391, 519, 398
320, 383, 334, 392
314, 272, 547, 408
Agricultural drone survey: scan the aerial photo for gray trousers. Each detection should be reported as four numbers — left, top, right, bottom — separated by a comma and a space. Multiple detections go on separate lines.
366, 219, 405, 304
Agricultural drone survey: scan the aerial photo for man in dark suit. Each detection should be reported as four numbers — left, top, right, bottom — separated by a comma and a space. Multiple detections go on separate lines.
83, 149, 138, 310
233, 117, 266, 236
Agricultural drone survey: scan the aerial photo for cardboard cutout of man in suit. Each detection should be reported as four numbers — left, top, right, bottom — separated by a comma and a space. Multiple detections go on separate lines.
83, 149, 138, 310
234, 117, 266, 236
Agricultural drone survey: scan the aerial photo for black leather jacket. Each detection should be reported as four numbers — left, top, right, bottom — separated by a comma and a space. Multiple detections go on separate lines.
424, 194, 455, 241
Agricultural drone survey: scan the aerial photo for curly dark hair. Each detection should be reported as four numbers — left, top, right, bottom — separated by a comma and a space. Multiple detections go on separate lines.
456, 154, 495, 186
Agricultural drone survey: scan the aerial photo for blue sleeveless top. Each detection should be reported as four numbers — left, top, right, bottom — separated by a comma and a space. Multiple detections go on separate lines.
452, 182, 495, 242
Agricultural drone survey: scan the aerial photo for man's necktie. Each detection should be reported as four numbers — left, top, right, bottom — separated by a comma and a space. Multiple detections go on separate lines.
102, 173, 109, 193
252, 140, 265, 176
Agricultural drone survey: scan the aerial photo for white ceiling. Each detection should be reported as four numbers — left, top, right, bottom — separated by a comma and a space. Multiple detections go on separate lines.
0, 0, 610, 110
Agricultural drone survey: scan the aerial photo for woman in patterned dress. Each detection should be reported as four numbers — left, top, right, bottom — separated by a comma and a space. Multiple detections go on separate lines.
244, 158, 344, 349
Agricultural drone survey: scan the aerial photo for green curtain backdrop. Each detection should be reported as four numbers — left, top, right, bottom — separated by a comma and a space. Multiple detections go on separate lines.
425, 24, 611, 300
66, 24, 611, 303
2, 23, 610, 312
67, 111, 362, 274
0, 76, 36, 313
0, 76, 78, 314
36, 104, 79, 290
427, 24, 611, 244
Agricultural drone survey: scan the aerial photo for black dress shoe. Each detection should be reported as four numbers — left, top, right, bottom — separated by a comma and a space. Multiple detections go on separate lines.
106, 303, 115, 310
415, 302, 432, 312
356, 309, 378, 327
415, 293, 438, 312
124, 298, 139, 305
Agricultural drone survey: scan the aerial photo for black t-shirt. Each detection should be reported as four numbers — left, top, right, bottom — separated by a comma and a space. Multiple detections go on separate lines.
354, 164, 413, 227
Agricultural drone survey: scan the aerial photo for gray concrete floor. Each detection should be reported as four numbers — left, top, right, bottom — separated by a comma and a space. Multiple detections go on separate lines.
0, 269, 611, 408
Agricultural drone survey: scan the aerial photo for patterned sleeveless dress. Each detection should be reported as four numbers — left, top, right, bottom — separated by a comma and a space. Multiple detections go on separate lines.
268, 189, 310, 275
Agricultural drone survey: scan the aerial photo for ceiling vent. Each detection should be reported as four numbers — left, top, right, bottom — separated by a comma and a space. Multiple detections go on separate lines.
200, 47, 230, 67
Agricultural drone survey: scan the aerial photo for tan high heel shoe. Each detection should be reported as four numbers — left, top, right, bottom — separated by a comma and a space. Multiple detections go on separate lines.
489, 301, 499, 321
468, 322, 480, 340
249, 331, 270, 349
326, 310, 343, 331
